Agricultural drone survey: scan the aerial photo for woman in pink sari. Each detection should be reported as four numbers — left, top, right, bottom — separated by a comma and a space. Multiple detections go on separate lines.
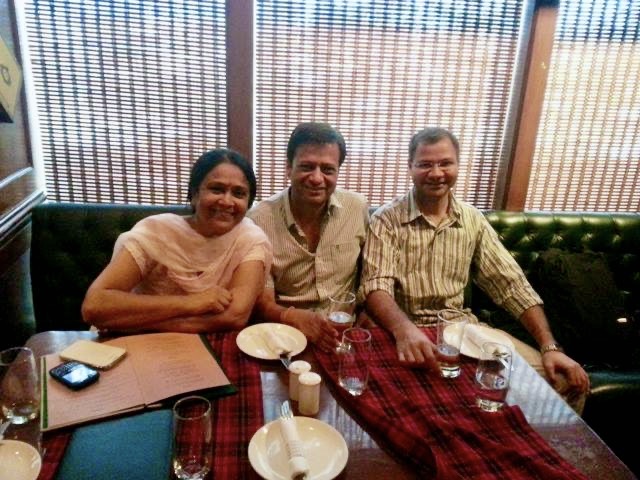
82, 149, 272, 333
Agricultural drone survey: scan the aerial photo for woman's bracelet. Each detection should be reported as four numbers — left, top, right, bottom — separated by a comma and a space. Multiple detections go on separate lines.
280, 306, 294, 324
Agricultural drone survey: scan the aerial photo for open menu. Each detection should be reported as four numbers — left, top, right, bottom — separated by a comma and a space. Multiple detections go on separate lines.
41, 332, 236, 431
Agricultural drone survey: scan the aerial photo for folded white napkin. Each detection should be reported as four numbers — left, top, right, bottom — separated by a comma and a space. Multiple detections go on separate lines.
279, 416, 310, 479
263, 328, 289, 355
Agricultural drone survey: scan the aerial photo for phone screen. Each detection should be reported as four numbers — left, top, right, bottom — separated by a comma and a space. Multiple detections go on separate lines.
62, 364, 95, 383
50, 361, 100, 390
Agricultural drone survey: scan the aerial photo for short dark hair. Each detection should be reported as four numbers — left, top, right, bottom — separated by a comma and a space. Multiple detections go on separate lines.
286, 122, 347, 166
187, 148, 257, 207
409, 127, 460, 163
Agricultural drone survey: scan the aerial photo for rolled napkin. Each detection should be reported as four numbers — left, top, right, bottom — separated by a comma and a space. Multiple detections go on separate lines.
279, 415, 310, 480
263, 328, 289, 355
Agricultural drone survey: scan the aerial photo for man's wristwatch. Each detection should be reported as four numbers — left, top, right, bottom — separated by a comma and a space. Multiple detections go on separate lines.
540, 343, 564, 355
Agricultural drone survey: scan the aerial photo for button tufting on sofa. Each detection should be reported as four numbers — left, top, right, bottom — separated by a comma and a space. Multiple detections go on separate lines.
28, 202, 640, 474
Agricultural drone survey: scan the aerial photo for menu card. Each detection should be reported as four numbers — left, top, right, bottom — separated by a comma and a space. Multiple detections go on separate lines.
41, 332, 235, 431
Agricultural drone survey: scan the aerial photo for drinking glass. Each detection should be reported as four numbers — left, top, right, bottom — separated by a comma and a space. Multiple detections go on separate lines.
0, 347, 40, 425
474, 342, 512, 412
172, 396, 212, 480
436, 309, 469, 378
328, 292, 356, 353
328, 292, 356, 334
338, 327, 371, 396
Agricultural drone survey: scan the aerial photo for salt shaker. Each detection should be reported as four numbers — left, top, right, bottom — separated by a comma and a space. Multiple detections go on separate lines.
288, 360, 311, 401
298, 371, 321, 416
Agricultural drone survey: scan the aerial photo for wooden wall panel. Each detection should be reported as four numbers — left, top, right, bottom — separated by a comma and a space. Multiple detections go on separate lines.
0, 0, 41, 344
0, 0, 43, 230
0, 0, 36, 211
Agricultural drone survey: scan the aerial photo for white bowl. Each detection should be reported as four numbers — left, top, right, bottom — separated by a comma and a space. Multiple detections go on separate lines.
0, 439, 42, 480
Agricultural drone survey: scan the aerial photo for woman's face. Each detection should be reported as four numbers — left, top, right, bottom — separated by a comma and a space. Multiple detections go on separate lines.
190, 162, 251, 237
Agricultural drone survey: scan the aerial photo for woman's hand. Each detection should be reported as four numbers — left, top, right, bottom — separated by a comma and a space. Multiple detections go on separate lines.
189, 286, 232, 314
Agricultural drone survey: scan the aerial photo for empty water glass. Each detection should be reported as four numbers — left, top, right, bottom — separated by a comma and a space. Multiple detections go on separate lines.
474, 342, 512, 412
338, 327, 371, 396
172, 396, 212, 480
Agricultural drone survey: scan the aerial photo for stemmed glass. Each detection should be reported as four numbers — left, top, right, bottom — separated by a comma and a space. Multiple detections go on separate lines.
0, 347, 40, 425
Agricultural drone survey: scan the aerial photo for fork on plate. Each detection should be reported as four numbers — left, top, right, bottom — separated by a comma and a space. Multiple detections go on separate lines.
278, 350, 292, 370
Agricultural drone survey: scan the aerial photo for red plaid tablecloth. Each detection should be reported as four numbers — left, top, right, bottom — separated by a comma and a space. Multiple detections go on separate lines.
38, 332, 263, 480
314, 327, 588, 480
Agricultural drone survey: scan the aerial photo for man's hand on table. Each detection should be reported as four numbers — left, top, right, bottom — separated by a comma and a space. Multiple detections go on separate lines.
391, 322, 439, 370
541, 350, 591, 395
288, 309, 340, 352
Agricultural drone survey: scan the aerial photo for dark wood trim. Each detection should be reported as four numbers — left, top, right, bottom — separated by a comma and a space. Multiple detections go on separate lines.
0, 167, 43, 232
0, 212, 30, 271
496, 3, 559, 211
226, 0, 253, 162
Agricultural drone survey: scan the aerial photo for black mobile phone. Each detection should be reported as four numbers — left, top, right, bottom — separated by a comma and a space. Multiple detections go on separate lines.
49, 361, 100, 390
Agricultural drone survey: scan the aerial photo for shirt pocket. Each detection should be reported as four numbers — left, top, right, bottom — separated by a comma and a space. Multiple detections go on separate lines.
329, 241, 362, 285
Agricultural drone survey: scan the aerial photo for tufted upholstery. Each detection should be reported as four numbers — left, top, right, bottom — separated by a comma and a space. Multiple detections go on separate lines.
30, 202, 190, 332
482, 211, 640, 314
477, 211, 640, 476
29, 202, 640, 473
31, 204, 640, 336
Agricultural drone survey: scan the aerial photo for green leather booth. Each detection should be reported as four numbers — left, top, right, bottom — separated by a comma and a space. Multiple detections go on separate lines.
30, 202, 190, 333
473, 211, 640, 476
28, 202, 640, 473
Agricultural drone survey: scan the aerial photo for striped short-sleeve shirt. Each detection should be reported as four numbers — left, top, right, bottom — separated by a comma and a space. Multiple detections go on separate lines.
248, 188, 369, 312
359, 189, 542, 323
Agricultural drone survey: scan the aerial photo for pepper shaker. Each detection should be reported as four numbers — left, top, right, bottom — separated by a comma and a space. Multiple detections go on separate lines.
298, 371, 321, 416
288, 360, 311, 401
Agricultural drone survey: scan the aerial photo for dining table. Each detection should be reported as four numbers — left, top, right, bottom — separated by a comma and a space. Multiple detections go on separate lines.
24, 327, 636, 480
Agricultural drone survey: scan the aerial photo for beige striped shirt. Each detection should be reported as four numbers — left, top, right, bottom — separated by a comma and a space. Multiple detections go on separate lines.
248, 188, 369, 311
360, 189, 542, 323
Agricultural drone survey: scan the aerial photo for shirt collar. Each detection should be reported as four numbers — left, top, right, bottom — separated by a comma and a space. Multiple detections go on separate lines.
283, 187, 342, 228
405, 188, 462, 226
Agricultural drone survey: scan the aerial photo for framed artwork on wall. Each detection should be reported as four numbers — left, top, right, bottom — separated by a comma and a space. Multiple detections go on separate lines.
0, 32, 22, 122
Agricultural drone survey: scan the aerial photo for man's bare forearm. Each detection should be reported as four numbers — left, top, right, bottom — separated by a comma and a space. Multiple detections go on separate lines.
365, 290, 414, 335
518, 305, 556, 348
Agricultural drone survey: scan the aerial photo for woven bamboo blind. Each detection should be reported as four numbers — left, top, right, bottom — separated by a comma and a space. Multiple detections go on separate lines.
527, 0, 640, 212
23, 0, 228, 204
254, 0, 524, 208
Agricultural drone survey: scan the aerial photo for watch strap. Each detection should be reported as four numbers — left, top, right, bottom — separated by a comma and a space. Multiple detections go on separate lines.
540, 343, 564, 355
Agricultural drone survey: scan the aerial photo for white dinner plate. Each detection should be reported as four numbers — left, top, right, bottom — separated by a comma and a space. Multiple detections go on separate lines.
236, 323, 307, 360
248, 416, 348, 480
0, 439, 42, 480
444, 323, 515, 359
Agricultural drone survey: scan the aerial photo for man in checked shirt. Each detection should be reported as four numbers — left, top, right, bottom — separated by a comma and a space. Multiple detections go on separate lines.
360, 127, 589, 410
249, 122, 369, 352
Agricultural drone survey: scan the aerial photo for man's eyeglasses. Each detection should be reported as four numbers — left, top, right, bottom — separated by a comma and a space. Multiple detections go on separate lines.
411, 160, 456, 172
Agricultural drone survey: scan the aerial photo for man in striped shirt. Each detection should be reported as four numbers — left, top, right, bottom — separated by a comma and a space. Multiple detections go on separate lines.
360, 127, 589, 400
249, 122, 369, 351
